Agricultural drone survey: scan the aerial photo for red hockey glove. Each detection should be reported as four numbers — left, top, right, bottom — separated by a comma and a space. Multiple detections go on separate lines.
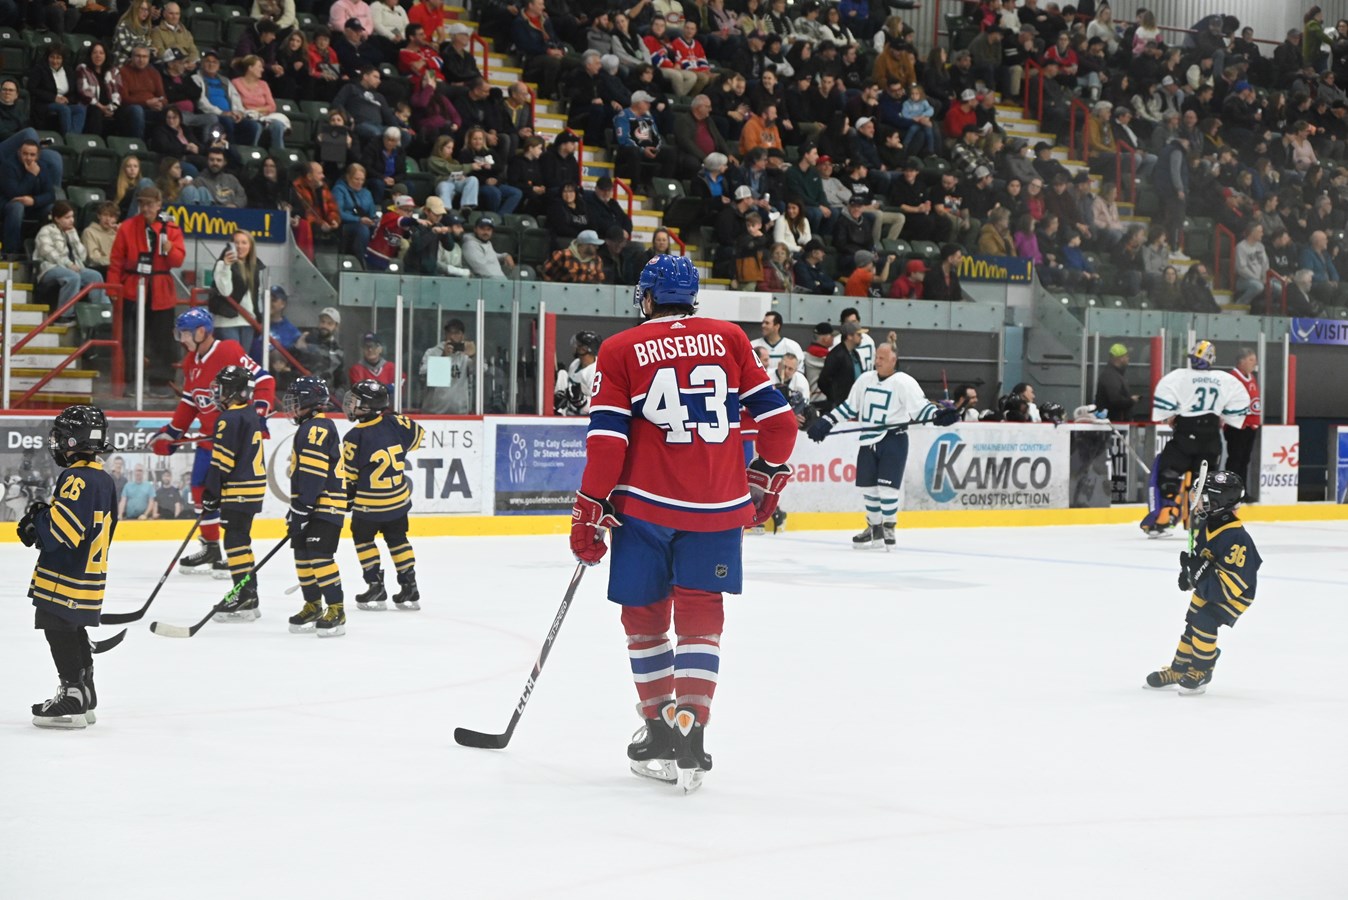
149, 427, 180, 456
570, 491, 620, 566
746, 457, 791, 527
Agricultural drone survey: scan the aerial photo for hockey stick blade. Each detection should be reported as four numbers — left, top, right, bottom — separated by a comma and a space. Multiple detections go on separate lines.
454, 564, 586, 751
90, 629, 128, 654
102, 517, 203, 625
149, 536, 291, 639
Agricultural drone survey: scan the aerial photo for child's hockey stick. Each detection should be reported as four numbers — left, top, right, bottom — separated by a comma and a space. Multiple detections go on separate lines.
149, 537, 291, 638
100, 516, 203, 625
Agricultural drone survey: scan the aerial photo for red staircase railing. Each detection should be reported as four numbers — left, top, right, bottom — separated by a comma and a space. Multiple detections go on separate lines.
10, 283, 123, 408
1022, 58, 1043, 118
471, 33, 490, 79
612, 176, 635, 218
1069, 96, 1091, 164
1212, 224, 1236, 290
1264, 270, 1288, 315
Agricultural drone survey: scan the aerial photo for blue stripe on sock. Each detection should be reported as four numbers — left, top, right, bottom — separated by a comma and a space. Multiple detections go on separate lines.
629, 649, 674, 675
673, 651, 720, 673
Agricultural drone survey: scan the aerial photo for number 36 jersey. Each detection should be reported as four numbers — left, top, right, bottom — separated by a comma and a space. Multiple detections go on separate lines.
340, 413, 426, 521
582, 314, 797, 532
1151, 369, 1249, 430
29, 461, 118, 628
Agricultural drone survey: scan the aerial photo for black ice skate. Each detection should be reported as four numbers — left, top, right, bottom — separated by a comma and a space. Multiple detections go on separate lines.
881, 523, 896, 549
288, 600, 323, 633
628, 701, 678, 784
316, 603, 346, 638
1178, 650, 1220, 696
852, 524, 883, 549
180, 540, 223, 575
672, 705, 712, 795
355, 582, 388, 611
32, 677, 88, 729
392, 582, 420, 611
211, 559, 232, 580
213, 580, 260, 623
1144, 667, 1185, 689
82, 665, 98, 725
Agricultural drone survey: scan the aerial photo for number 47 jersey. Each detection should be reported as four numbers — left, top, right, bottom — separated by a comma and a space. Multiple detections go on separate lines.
582, 314, 797, 532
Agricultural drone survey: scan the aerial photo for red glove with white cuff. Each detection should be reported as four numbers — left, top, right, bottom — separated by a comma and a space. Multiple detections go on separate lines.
746, 456, 791, 528
570, 492, 621, 565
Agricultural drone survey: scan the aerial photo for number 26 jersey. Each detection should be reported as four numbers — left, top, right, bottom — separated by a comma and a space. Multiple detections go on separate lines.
582, 314, 797, 532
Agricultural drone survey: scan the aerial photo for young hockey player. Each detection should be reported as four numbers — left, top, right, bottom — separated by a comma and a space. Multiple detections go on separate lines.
570, 255, 797, 793
1140, 340, 1249, 536
150, 308, 276, 574
340, 379, 425, 610
553, 330, 601, 416
201, 365, 268, 623
20, 405, 117, 729
1146, 471, 1262, 694
282, 377, 350, 637
805, 342, 959, 549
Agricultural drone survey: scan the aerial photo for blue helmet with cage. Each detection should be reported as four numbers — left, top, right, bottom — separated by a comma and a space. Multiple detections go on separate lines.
1190, 339, 1215, 370
633, 254, 699, 312
175, 307, 214, 339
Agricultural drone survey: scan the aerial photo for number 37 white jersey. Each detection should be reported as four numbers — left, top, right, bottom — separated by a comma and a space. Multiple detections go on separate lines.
1151, 368, 1249, 428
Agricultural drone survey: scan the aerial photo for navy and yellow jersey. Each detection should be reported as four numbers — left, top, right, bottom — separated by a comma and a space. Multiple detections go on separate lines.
289, 415, 349, 525
28, 461, 119, 627
203, 403, 267, 511
1192, 512, 1262, 621
339, 413, 425, 521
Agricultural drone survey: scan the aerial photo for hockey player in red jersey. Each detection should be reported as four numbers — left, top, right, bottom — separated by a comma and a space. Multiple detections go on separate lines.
570, 254, 796, 793
148, 308, 275, 574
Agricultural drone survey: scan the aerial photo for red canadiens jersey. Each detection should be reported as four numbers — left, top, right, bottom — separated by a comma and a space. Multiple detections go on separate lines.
169, 338, 276, 446
581, 314, 796, 531
1230, 367, 1261, 429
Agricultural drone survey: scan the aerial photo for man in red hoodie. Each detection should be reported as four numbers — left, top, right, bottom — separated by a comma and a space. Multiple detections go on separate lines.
890, 258, 926, 298
943, 89, 980, 141
802, 321, 833, 400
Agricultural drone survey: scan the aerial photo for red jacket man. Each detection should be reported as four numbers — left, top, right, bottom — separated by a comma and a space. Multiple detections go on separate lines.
107, 186, 186, 391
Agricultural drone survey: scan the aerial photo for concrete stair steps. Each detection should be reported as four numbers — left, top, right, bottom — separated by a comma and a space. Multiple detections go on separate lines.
1, 303, 52, 329
6, 324, 72, 349
6, 390, 93, 408
0, 284, 35, 305
8, 346, 87, 369
10, 368, 97, 397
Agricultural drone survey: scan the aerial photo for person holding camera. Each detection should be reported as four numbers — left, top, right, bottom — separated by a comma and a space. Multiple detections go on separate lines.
419, 318, 475, 414
107, 186, 186, 397
210, 230, 265, 348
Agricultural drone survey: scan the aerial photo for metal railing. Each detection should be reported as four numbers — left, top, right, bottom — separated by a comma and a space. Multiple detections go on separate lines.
1022, 57, 1044, 119
4, 281, 123, 409
1212, 224, 1237, 290
1069, 97, 1092, 164
471, 33, 490, 79
612, 176, 635, 218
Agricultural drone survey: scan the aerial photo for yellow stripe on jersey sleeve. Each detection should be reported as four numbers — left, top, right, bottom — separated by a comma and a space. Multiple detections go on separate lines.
49, 502, 86, 547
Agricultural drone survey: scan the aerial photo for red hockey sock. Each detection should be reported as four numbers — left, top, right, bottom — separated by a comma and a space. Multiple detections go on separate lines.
672, 586, 723, 725
621, 600, 674, 719
191, 486, 221, 542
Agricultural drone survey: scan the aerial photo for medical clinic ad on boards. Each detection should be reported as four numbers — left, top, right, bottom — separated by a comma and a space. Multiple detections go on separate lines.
491, 418, 589, 515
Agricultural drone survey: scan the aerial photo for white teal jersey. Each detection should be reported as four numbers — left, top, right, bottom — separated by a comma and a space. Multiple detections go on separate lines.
1151, 368, 1249, 428
751, 335, 805, 369
831, 332, 876, 370
827, 370, 938, 446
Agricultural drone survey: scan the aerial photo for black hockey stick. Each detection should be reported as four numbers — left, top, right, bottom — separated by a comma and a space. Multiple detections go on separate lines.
455, 563, 586, 750
827, 418, 920, 436
1187, 460, 1209, 554
149, 536, 291, 639
90, 629, 128, 654
101, 516, 203, 625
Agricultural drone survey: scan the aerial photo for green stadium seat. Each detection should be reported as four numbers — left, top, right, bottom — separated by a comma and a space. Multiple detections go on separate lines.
78, 148, 121, 186
36, 130, 64, 146
66, 133, 105, 152
520, 228, 552, 266
107, 136, 148, 158
190, 14, 224, 47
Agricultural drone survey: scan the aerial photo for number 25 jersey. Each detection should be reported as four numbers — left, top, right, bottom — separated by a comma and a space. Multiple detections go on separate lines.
340, 413, 426, 520
582, 314, 797, 532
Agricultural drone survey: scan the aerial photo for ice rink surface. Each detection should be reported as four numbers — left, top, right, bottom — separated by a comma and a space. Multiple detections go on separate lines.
2, 520, 1346, 899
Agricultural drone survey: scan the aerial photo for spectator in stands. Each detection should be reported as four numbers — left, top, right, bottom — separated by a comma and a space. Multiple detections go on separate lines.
119, 45, 167, 139
793, 239, 836, 294
196, 148, 248, 208
924, 243, 965, 302
288, 161, 340, 259
245, 156, 288, 210
547, 182, 593, 247
150, 3, 198, 68
82, 202, 120, 276
504, 136, 546, 216
514, 0, 567, 101
300, 307, 346, 393
773, 198, 812, 255
843, 249, 891, 297
210, 230, 264, 346
348, 333, 402, 388
785, 142, 832, 234
193, 51, 258, 147
1093, 343, 1137, 421
335, 65, 408, 146
889, 257, 925, 299
270, 30, 313, 102
1154, 134, 1190, 246
673, 94, 733, 178
330, 0, 375, 36
597, 225, 642, 284
977, 207, 1015, 255
1233, 222, 1270, 307
1300, 229, 1347, 306
74, 43, 119, 139
157, 157, 212, 206
691, 151, 731, 217
544, 229, 607, 283
364, 193, 416, 270
818, 321, 865, 411
429, 132, 481, 209
232, 54, 287, 149
359, 126, 406, 207
901, 84, 939, 155
950, 383, 981, 421
1, 139, 55, 258
120, 464, 154, 520
1280, 268, 1320, 316
892, 159, 940, 241
461, 213, 515, 278
29, 46, 87, 137
614, 91, 675, 191
585, 176, 633, 238
150, 106, 206, 174
420, 318, 474, 414
35, 200, 107, 314
113, 0, 155, 66
373, 0, 411, 48
441, 24, 482, 85
152, 469, 184, 519
108, 185, 185, 396
759, 242, 795, 292
457, 125, 521, 213
833, 196, 874, 274
395, 196, 453, 275
334, 162, 378, 253
873, 37, 916, 90
250, 286, 303, 374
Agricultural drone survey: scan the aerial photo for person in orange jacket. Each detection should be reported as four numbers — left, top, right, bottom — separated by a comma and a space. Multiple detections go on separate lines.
107, 185, 186, 398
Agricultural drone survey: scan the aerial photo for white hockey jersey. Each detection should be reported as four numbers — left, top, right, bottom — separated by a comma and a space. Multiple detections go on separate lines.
1151, 368, 1249, 428
554, 358, 597, 416
751, 335, 805, 369
826, 370, 938, 446
830, 331, 877, 371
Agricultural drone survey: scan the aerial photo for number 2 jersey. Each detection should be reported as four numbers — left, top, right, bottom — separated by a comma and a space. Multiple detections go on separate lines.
582, 314, 797, 532
339, 413, 425, 521
203, 403, 267, 511
28, 461, 118, 627
1151, 368, 1249, 439
289, 415, 350, 525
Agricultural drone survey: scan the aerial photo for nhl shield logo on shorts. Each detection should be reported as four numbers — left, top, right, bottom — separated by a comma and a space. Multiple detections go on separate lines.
715, 564, 728, 578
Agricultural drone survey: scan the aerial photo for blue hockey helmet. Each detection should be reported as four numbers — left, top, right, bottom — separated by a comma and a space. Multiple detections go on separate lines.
633, 254, 699, 312
1189, 339, 1215, 370
174, 307, 214, 341
281, 376, 330, 422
